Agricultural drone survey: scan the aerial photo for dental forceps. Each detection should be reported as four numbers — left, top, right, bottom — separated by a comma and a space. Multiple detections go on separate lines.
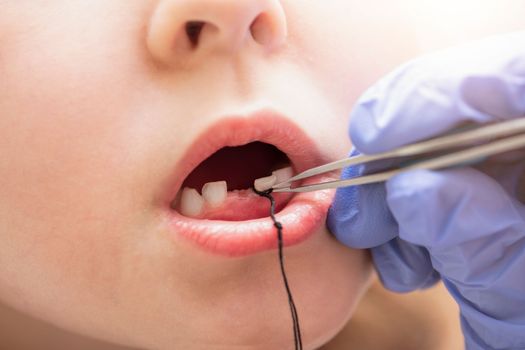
272, 118, 525, 193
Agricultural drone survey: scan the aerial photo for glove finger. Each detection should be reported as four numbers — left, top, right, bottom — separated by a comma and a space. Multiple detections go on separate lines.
386, 167, 525, 249
327, 149, 398, 248
350, 31, 525, 154
386, 168, 525, 317
371, 238, 440, 293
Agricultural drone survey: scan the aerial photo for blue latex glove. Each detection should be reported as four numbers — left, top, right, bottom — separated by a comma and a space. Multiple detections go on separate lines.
328, 31, 525, 350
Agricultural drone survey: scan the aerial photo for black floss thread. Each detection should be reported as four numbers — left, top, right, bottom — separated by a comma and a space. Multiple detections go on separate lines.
253, 187, 303, 350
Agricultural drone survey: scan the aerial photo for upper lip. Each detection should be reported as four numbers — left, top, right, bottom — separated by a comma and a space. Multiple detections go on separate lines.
161, 109, 325, 206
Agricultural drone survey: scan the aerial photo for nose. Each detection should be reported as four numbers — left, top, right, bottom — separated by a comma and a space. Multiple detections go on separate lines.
146, 0, 288, 66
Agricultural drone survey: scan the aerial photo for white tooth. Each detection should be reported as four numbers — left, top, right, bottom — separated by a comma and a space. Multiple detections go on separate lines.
180, 187, 204, 217
254, 174, 277, 192
272, 166, 293, 183
202, 181, 227, 207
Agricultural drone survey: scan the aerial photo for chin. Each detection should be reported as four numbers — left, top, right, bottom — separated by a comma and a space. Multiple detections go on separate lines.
144, 227, 373, 350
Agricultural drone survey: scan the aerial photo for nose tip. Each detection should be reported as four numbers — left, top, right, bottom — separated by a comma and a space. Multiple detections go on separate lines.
147, 0, 288, 66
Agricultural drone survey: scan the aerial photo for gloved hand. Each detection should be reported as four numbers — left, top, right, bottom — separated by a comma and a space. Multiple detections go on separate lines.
328, 31, 525, 350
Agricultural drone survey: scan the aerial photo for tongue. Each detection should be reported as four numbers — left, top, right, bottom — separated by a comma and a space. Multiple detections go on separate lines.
196, 190, 292, 221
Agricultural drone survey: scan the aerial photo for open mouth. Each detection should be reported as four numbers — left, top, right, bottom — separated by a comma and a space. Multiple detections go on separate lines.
162, 111, 336, 256
171, 141, 294, 221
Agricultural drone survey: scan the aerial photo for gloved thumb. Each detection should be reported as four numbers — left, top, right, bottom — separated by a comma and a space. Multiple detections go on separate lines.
327, 149, 398, 248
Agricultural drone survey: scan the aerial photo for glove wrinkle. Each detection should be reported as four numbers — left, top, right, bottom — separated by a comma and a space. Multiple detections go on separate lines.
371, 238, 439, 292
449, 282, 525, 350
461, 75, 525, 119
387, 168, 524, 248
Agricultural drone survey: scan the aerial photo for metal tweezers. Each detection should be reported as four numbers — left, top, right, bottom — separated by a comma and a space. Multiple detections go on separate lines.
272, 118, 525, 193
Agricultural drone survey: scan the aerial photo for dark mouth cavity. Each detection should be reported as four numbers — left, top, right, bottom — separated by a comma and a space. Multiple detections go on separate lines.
182, 142, 290, 192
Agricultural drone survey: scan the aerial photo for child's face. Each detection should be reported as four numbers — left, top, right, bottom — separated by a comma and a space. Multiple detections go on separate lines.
2, 1, 515, 349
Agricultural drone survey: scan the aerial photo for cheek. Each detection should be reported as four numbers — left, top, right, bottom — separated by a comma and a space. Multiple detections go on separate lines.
0, 0, 159, 323
280, 1, 423, 160
285, 0, 421, 105
0, 89, 141, 326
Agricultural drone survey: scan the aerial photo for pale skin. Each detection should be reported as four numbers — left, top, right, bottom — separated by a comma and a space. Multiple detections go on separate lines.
0, 1, 524, 349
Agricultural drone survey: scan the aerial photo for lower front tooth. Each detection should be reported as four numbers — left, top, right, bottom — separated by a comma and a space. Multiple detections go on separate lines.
180, 187, 204, 217
202, 181, 227, 207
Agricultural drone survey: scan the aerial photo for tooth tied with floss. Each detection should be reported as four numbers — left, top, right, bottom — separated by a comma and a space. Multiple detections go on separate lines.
176, 166, 293, 218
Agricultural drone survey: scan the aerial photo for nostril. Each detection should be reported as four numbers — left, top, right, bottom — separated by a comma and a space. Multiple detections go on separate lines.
185, 21, 205, 48
250, 14, 273, 46
185, 16, 272, 50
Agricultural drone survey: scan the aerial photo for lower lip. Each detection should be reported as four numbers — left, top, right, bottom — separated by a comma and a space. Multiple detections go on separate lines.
164, 176, 335, 257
